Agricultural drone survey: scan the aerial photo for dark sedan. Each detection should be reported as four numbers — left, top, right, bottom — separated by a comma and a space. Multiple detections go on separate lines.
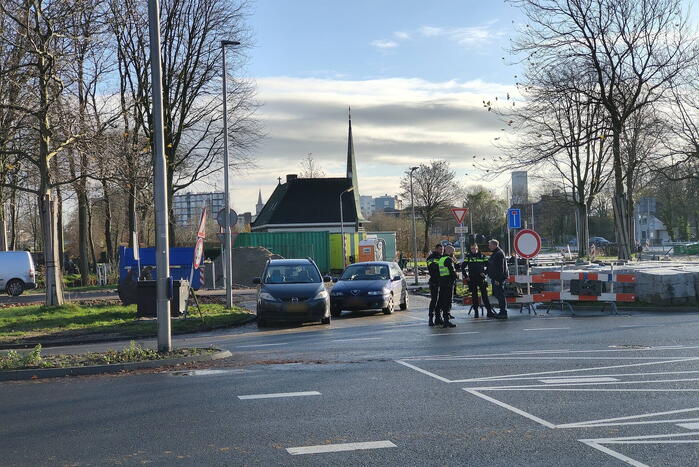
330, 261, 408, 316
253, 259, 332, 327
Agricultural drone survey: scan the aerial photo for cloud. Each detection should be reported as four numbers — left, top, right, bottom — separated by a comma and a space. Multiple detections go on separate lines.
370, 39, 399, 49
393, 31, 411, 40
196, 76, 517, 212
418, 21, 504, 47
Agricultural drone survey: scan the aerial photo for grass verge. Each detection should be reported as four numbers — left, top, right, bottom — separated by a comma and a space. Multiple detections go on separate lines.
0, 341, 217, 370
0, 303, 253, 344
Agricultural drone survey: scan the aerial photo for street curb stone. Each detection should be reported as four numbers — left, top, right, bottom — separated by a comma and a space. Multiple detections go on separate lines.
0, 350, 233, 382
0, 314, 257, 350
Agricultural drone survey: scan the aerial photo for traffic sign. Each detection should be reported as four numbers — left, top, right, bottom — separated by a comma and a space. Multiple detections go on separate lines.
514, 229, 541, 259
451, 207, 469, 224
454, 226, 469, 234
216, 208, 238, 228
192, 237, 205, 269
507, 208, 522, 229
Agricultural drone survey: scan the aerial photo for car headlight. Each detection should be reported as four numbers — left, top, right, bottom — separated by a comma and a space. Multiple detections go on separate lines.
330, 291, 344, 297
367, 290, 387, 296
313, 289, 329, 300
259, 292, 278, 301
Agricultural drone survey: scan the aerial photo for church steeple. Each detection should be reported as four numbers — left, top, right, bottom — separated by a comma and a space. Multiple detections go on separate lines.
347, 107, 357, 180
255, 189, 264, 216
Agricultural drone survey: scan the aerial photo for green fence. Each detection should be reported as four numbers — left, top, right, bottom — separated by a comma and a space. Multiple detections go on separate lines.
234, 232, 331, 273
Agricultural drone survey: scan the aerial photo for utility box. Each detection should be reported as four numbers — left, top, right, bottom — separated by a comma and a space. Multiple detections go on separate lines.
136, 280, 189, 318
358, 239, 383, 263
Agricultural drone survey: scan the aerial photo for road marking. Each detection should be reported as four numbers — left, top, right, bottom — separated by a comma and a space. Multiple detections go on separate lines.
238, 391, 321, 400
332, 337, 382, 343
464, 389, 556, 428
579, 440, 649, 467
677, 422, 699, 429
559, 407, 699, 428
395, 360, 452, 383
539, 377, 619, 384
523, 327, 570, 331
619, 325, 659, 328
430, 332, 480, 337
236, 343, 288, 348
286, 440, 396, 455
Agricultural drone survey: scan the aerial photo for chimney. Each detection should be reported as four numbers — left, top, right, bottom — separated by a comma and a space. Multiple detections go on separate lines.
286, 174, 298, 182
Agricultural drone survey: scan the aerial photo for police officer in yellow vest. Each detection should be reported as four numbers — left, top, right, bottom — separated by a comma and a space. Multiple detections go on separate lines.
436, 245, 457, 328
426, 243, 444, 326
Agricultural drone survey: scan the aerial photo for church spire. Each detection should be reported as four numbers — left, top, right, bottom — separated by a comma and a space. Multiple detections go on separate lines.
346, 106, 356, 180
255, 189, 264, 216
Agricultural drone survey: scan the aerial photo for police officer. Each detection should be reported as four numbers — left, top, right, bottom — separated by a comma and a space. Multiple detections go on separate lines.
426, 243, 444, 326
462, 244, 495, 318
437, 245, 457, 328
487, 239, 510, 319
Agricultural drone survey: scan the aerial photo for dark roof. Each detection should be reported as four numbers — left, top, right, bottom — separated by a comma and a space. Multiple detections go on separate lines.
253, 177, 366, 228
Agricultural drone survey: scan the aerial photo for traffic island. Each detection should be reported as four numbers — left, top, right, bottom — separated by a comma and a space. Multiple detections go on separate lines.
0, 302, 255, 348
0, 342, 233, 381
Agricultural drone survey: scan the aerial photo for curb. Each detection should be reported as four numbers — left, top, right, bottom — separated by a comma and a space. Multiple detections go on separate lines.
0, 350, 233, 382
0, 314, 257, 350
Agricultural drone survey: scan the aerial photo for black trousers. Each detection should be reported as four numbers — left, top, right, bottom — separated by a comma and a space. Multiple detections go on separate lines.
437, 280, 454, 318
492, 281, 508, 314
468, 280, 492, 312
429, 282, 440, 318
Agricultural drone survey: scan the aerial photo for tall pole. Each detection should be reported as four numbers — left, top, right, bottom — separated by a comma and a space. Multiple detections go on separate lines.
148, 0, 171, 352
340, 187, 353, 268
221, 40, 239, 309
410, 167, 419, 285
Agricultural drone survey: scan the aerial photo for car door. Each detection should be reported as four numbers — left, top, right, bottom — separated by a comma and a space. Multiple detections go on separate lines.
389, 263, 403, 299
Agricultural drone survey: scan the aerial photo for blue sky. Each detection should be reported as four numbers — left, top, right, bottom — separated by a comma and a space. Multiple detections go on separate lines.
224, 1, 525, 213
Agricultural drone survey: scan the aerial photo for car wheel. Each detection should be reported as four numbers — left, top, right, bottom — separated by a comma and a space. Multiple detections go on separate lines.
6, 279, 24, 297
330, 306, 342, 317
321, 316, 331, 325
382, 295, 395, 315
399, 292, 409, 311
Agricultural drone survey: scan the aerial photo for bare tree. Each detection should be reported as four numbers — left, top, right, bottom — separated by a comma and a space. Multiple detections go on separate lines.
400, 160, 460, 253
510, 0, 698, 258
298, 153, 326, 178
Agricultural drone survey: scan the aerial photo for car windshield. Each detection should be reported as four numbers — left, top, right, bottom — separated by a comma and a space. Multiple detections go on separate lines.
264, 264, 321, 284
340, 264, 390, 281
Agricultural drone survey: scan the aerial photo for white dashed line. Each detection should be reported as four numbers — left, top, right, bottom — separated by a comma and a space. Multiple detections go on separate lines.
539, 377, 619, 384
236, 343, 288, 348
332, 337, 382, 343
677, 422, 699, 430
430, 332, 480, 336
287, 440, 397, 455
238, 391, 321, 400
523, 328, 570, 331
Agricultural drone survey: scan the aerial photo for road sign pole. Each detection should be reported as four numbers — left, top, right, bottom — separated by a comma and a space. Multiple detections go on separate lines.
459, 223, 465, 262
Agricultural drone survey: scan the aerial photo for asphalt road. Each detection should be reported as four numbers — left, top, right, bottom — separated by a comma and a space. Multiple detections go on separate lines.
3, 296, 699, 466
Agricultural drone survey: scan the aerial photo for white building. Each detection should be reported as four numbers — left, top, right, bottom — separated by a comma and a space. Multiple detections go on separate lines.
172, 192, 225, 226
360, 195, 375, 218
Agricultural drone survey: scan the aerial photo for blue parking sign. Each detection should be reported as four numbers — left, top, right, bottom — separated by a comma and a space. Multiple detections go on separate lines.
508, 208, 522, 229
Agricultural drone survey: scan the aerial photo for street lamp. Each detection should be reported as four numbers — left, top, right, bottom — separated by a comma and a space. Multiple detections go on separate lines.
409, 166, 419, 285
339, 186, 354, 268
221, 39, 240, 309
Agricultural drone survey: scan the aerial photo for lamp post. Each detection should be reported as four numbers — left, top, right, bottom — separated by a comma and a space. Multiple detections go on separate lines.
409, 166, 419, 285
147, 0, 171, 352
339, 186, 354, 268
221, 39, 239, 309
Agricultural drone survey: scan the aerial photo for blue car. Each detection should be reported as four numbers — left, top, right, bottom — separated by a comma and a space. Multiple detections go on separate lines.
330, 261, 408, 316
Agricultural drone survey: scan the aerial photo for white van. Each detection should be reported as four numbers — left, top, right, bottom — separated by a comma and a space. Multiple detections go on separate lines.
0, 251, 37, 296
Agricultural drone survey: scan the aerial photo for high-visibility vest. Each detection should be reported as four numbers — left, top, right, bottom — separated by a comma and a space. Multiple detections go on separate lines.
437, 256, 450, 277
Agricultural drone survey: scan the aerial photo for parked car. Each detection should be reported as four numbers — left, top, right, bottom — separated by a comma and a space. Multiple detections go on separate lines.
0, 251, 37, 296
253, 258, 332, 327
330, 261, 408, 316
589, 236, 612, 246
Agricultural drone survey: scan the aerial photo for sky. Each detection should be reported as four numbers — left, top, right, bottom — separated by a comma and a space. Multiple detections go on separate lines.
220, 0, 525, 213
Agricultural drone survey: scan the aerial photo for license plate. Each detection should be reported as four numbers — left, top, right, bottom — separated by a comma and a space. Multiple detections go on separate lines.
287, 303, 307, 312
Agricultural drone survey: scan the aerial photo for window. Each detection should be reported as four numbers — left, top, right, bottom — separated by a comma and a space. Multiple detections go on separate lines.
264, 264, 321, 284
340, 264, 390, 281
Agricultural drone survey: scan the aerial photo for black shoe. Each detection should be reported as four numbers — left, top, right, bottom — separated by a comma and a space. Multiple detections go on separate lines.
486, 310, 497, 318
443, 320, 456, 328
494, 312, 508, 320
447, 313, 455, 320
435, 317, 444, 326
428, 317, 435, 327
474, 312, 480, 318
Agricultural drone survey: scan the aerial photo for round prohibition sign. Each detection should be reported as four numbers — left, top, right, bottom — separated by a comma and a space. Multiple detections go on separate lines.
193, 237, 205, 269
514, 229, 541, 259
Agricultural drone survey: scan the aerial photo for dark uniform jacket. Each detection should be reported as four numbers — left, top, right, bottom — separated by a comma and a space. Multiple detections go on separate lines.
426, 251, 442, 285
486, 247, 509, 282
461, 251, 489, 283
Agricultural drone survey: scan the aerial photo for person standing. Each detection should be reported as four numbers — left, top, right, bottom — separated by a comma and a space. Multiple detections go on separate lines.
487, 239, 509, 320
426, 243, 444, 326
462, 244, 495, 318
437, 245, 458, 328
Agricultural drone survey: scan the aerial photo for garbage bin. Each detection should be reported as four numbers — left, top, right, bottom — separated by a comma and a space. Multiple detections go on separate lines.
136, 280, 189, 318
